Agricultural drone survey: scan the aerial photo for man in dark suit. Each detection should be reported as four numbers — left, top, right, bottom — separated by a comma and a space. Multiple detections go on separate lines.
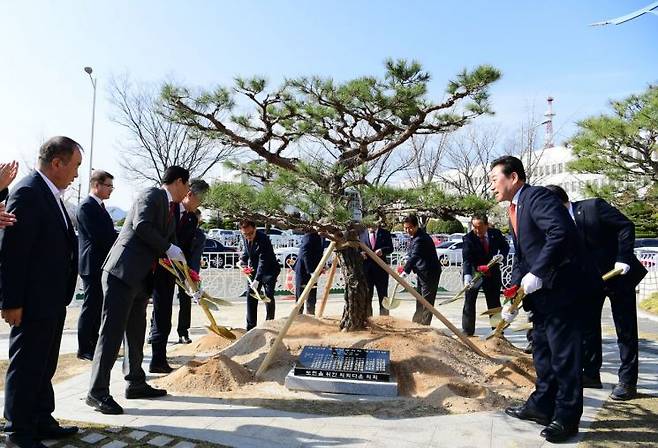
239, 220, 280, 330
177, 209, 206, 344
546, 184, 646, 400
87, 166, 189, 416
400, 214, 441, 325
0, 161, 18, 229
294, 230, 323, 315
461, 213, 510, 336
360, 225, 394, 316
75, 170, 118, 361
0, 137, 82, 448
490, 156, 593, 443
149, 179, 209, 372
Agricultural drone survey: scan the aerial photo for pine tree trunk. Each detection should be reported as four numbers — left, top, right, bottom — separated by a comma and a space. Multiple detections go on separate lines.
337, 242, 370, 331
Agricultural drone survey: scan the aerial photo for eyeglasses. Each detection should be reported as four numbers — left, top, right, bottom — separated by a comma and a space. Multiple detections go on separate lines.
102, 183, 114, 189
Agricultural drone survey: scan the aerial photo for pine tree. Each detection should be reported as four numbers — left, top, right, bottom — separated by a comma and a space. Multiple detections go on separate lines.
162, 59, 500, 330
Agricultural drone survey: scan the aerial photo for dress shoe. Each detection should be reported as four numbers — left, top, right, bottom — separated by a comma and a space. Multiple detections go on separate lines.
76, 351, 94, 361
523, 341, 533, 354
504, 404, 551, 426
178, 335, 192, 344
582, 374, 603, 389
5, 434, 48, 448
540, 420, 579, 443
36, 424, 78, 440
149, 362, 174, 374
610, 383, 636, 401
125, 383, 167, 399
85, 394, 123, 415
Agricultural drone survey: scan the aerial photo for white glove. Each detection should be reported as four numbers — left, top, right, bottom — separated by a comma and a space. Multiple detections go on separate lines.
501, 302, 518, 324
463, 274, 473, 286
614, 262, 630, 276
192, 289, 204, 304
521, 272, 543, 295
166, 244, 186, 263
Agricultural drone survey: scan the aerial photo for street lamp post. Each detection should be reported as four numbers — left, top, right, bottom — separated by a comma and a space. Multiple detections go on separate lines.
84, 66, 97, 196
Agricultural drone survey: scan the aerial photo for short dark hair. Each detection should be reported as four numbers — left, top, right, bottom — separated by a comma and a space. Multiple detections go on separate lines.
545, 184, 569, 203
189, 178, 210, 197
162, 166, 190, 185
239, 219, 256, 229
471, 212, 489, 225
38, 136, 82, 166
403, 214, 418, 227
490, 155, 526, 182
90, 169, 113, 187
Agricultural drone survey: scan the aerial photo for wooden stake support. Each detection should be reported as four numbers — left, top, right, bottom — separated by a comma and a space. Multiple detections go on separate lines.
256, 242, 337, 377
358, 241, 490, 359
317, 256, 338, 318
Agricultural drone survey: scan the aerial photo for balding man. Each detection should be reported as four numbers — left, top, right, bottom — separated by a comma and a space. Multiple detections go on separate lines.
1, 137, 82, 447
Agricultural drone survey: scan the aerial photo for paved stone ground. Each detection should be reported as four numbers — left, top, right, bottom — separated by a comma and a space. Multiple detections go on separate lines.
1, 291, 657, 447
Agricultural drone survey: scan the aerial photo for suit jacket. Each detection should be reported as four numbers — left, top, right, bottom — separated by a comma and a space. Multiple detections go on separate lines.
462, 228, 509, 278
240, 230, 280, 282
360, 227, 394, 279
294, 232, 323, 277
77, 196, 117, 276
0, 188, 7, 202
0, 171, 78, 321
510, 185, 592, 312
403, 228, 440, 276
103, 187, 177, 288
177, 210, 199, 261
188, 228, 206, 273
572, 198, 647, 289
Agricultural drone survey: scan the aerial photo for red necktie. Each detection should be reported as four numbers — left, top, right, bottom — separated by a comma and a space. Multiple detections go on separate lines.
370, 231, 376, 249
168, 201, 176, 223
481, 236, 489, 254
508, 203, 518, 236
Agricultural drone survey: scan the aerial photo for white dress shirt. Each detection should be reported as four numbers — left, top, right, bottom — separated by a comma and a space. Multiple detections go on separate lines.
37, 170, 69, 228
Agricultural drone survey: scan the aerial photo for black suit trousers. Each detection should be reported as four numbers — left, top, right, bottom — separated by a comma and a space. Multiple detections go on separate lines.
150, 266, 175, 363
461, 275, 502, 335
4, 310, 65, 436
89, 272, 149, 398
366, 271, 389, 317
527, 306, 583, 425
582, 284, 638, 385
412, 270, 440, 325
295, 271, 317, 314
177, 288, 192, 338
246, 277, 276, 331
77, 273, 104, 356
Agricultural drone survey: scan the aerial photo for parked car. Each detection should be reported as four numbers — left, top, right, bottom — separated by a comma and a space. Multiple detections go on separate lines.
634, 238, 658, 249
201, 239, 240, 269
449, 232, 466, 241
274, 246, 299, 268
635, 246, 658, 268
435, 240, 464, 266
274, 239, 333, 268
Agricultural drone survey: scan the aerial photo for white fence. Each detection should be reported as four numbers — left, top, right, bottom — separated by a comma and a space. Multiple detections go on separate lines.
197, 250, 658, 301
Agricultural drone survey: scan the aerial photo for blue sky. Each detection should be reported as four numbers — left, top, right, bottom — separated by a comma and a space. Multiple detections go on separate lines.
1, 1, 656, 208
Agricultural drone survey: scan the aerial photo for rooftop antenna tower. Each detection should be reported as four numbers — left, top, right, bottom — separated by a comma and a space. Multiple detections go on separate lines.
543, 96, 555, 148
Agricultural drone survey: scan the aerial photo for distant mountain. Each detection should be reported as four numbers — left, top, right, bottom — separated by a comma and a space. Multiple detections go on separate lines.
106, 206, 127, 222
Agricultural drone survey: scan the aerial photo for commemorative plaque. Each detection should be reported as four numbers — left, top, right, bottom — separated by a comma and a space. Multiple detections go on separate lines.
294, 345, 391, 382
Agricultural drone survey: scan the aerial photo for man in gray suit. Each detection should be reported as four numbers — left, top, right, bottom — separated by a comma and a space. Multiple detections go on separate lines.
86, 166, 190, 415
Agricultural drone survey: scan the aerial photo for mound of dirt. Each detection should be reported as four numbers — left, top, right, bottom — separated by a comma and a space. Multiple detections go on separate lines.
156, 314, 536, 417
156, 354, 254, 393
